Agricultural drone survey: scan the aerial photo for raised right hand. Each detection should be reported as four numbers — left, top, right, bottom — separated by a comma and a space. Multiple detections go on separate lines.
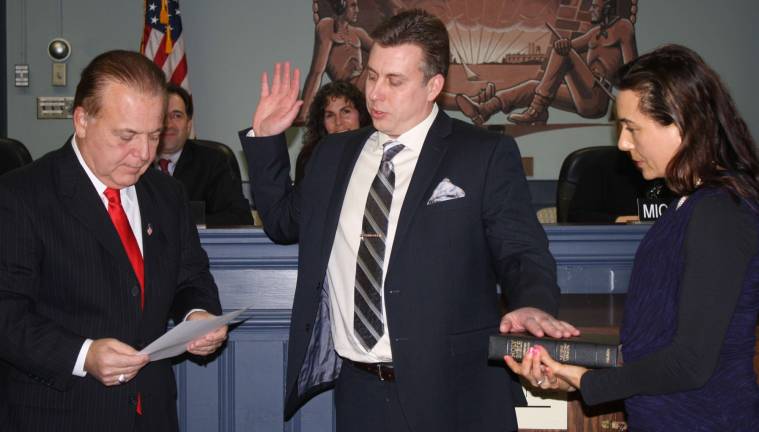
252, 62, 304, 137
84, 338, 149, 386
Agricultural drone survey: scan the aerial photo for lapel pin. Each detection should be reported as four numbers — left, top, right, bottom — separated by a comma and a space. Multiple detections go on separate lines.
146, 224, 153, 236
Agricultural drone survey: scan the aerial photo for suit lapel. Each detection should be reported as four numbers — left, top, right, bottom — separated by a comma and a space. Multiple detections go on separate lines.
171, 140, 194, 179
135, 177, 168, 316
318, 128, 376, 268
390, 111, 453, 258
56, 141, 133, 269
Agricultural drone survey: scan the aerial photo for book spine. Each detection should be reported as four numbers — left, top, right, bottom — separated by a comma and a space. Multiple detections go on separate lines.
488, 335, 619, 368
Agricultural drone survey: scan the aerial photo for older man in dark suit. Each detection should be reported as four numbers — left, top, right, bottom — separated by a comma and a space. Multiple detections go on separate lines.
241, 10, 578, 432
0, 50, 226, 431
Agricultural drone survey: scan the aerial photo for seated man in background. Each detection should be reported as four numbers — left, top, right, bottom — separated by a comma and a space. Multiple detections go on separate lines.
157, 84, 254, 227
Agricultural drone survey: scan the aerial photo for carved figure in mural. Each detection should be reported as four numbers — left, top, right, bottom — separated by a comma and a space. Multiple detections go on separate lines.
298, 0, 374, 123
456, 0, 637, 126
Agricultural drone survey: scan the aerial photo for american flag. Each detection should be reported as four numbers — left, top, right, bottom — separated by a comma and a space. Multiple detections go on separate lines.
140, 0, 189, 89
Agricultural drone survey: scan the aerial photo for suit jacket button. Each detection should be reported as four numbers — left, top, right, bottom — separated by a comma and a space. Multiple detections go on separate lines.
131, 285, 140, 297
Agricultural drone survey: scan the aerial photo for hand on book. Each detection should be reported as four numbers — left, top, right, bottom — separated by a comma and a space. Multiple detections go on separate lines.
499, 307, 580, 338
504, 345, 586, 392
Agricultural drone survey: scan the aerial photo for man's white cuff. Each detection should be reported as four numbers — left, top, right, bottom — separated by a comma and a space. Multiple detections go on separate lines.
184, 308, 207, 321
73, 339, 93, 377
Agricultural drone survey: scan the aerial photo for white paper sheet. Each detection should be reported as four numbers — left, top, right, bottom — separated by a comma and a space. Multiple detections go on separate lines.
515, 378, 568, 430
139, 307, 249, 361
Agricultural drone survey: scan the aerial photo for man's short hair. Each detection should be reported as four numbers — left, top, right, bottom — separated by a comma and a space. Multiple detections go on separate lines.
74, 50, 167, 116
370, 9, 450, 81
167, 83, 194, 119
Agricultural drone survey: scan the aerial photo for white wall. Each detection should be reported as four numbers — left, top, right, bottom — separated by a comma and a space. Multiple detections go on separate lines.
6, 0, 759, 179
6, 0, 143, 156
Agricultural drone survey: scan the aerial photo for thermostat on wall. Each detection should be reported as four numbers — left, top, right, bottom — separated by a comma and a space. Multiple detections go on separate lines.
37, 96, 74, 119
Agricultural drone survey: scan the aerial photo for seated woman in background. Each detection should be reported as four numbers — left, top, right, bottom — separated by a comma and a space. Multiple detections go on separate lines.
295, 80, 370, 183
507, 44, 759, 431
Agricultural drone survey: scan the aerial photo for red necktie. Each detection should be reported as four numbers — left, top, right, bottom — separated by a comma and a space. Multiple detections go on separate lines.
104, 188, 145, 309
104, 188, 145, 415
158, 158, 170, 174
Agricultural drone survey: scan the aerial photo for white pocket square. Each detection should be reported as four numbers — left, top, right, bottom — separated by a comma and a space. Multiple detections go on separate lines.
427, 178, 465, 205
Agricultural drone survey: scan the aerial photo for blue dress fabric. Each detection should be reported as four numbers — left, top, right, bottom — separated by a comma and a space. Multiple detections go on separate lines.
620, 188, 759, 431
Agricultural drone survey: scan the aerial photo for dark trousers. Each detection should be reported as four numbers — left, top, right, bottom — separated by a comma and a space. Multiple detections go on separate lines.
334, 361, 413, 432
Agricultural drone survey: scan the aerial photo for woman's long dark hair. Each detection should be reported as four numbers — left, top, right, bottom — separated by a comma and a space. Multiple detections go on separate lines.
616, 44, 759, 201
295, 81, 370, 183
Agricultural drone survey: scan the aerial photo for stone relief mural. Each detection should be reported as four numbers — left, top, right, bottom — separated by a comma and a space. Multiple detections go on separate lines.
300, 0, 639, 134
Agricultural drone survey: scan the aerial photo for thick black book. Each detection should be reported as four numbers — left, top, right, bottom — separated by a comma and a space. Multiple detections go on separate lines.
489, 333, 621, 368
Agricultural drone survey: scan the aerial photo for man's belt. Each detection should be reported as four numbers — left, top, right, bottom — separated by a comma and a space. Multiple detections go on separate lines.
348, 360, 396, 381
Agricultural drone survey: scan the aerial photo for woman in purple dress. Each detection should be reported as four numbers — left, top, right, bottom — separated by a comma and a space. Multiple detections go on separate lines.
507, 44, 759, 431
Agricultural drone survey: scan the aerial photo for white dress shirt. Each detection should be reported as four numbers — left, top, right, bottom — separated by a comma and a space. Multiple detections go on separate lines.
70, 137, 143, 376
328, 104, 439, 363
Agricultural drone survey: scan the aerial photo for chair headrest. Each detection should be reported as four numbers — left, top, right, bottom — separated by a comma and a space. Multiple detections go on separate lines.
559, 146, 620, 185
0, 137, 33, 176
193, 139, 242, 182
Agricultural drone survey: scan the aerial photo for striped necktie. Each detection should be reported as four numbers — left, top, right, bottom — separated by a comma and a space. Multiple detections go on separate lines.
354, 140, 404, 350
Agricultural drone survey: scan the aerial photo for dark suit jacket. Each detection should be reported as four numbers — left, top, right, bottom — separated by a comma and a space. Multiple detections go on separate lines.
241, 111, 559, 432
0, 142, 222, 432
171, 139, 253, 227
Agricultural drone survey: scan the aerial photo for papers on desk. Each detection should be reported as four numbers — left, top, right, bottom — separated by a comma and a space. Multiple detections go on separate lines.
515, 378, 568, 429
139, 307, 249, 361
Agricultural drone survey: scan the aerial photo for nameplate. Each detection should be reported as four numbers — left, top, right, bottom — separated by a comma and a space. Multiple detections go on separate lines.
637, 198, 668, 221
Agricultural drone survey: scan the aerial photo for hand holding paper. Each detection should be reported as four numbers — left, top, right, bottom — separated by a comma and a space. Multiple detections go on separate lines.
139, 307, 249, 361
186, 310, 228, 356
85, 338, 149, 386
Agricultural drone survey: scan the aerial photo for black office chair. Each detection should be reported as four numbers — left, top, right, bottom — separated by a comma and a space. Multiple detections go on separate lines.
556, 146, 620, 223
194, 139, 242, 182
0, 137, 33, 176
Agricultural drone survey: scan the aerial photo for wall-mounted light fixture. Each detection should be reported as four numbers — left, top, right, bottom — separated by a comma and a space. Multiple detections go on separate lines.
48, 38, 71, 86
